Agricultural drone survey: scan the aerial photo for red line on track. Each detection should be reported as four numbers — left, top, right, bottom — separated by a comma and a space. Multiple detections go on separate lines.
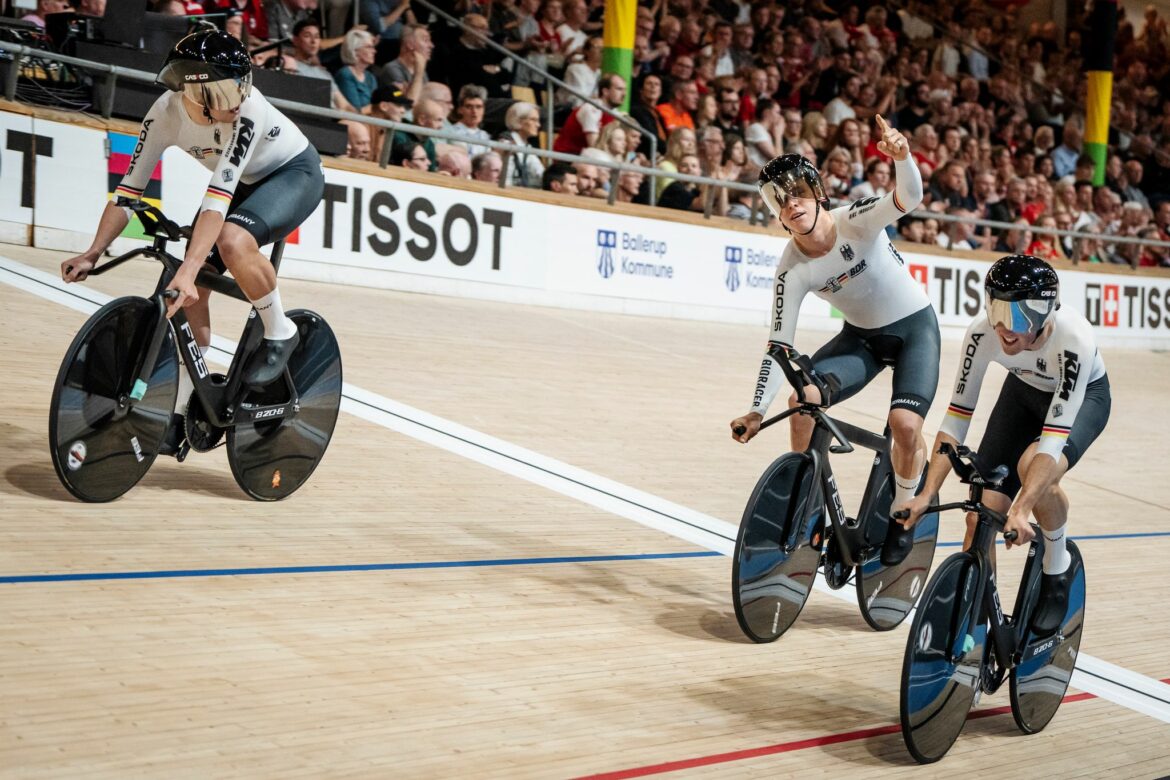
576, 680, 1166, 779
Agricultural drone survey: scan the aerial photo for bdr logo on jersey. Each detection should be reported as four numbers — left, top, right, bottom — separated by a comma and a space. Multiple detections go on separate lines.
595, 230, 673, 281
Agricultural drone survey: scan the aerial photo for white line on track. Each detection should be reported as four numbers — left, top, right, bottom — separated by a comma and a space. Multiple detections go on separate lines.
3, 254, 1169, 725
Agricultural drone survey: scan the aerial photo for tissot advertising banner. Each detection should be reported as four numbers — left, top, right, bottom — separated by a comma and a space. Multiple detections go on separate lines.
8, 109, 1170, 348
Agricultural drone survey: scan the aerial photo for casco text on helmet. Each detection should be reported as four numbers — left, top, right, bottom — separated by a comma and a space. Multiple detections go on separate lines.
157, 31, 253, 112
984, 253, 1060, 336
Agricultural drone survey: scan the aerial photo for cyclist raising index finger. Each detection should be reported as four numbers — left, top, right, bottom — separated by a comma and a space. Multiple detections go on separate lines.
61, 31, 325, 450
730, 115, 939, 567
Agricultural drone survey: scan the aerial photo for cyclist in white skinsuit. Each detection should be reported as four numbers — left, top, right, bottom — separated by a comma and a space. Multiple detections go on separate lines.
61, 31, 323, 395
730, 115, 940, 566
900, 255, 1110, 636
61, 31, 325, 453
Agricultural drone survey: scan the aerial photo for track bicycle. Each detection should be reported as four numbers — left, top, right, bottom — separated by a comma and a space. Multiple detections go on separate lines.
48, 202, 343, 502
731, 344, 939, 641
896, 443, 1086, 764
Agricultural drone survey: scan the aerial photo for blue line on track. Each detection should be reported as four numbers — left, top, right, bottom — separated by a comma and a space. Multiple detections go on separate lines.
0, 551, 722, 584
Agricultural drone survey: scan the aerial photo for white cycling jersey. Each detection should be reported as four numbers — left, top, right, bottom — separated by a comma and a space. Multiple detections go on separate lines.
115, 88, 310, 217
939, 306, 1107, 461
749, 156, 928, 416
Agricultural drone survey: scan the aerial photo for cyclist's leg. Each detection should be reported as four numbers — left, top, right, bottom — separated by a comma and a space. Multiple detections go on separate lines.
967, 374, 1048, 546
886, 306, 941, 511
1019, 375, 1110, 633
788, 325, 881, 450
216, 146, 325, 384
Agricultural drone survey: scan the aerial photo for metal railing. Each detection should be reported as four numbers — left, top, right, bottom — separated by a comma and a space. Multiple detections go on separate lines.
3, 40, 1170, 269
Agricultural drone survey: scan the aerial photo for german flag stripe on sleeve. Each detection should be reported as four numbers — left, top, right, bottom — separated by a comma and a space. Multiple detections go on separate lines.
1041, 425, 1071, 437
946, 403, 974, 419
893, 190, 906, 213
206, 186, 233, 204
114, 184, 143, 198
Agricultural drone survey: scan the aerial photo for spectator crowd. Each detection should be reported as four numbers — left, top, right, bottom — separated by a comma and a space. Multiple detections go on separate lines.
16, 0, 1170, 267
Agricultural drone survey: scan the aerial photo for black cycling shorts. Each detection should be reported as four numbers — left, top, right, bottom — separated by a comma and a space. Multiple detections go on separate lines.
809, 303, 941, 418
975, 372, 1112, 499
206, 144, 324, 273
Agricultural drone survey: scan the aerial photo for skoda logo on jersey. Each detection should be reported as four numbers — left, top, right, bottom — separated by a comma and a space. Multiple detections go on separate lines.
596, 229, 617, 279
724, 247, 742, 292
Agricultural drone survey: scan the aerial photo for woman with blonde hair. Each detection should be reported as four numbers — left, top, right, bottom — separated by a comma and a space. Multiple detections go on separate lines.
656, 126, 697, 197
596, 120, 628, 161
694, 93, 719, 131
800, 110, 829, 164
335, 29, 379, 111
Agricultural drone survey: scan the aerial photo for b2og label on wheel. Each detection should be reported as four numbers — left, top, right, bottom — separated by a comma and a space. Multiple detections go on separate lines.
66, 441, 87, 471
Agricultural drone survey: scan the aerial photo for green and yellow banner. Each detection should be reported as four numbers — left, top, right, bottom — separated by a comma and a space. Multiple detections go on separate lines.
602, 0, 636, 110
1084, 0, 1118, 185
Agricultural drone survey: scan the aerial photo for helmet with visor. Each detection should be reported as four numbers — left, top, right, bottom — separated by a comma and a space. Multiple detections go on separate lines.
157, 31, 252, 112
758, 154, 831, 234
984, 254, 1060, 336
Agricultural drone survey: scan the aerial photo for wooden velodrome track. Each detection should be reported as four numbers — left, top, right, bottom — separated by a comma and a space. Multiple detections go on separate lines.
1, 238, 1168, 778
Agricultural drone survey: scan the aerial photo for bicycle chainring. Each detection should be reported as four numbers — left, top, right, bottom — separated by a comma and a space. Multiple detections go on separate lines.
184, 375, 226, 453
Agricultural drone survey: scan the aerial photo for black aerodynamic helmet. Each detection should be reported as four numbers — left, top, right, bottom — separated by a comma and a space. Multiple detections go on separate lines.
157, 31, 252, 111
757, 153, 830, 220
984, 254, 1060, 335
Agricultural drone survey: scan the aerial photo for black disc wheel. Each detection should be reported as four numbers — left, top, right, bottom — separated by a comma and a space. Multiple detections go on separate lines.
226, 309, 342, 500
856, 487, 940, 631
1010, 541, 1086, 734
900, 552, 986, 764
732, 452, 824, 643
48, 296, 179, 502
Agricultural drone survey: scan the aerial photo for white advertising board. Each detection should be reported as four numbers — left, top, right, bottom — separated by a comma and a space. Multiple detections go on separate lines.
7, 108, 1170, 349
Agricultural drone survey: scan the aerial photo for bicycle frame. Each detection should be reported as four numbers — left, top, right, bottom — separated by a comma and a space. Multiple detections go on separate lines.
86, 206, 298, 429
767, 403, 892, 568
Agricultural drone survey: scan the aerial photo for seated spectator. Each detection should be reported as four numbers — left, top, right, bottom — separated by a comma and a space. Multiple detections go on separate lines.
21, 0, 70, 29
553, 74, 626, 155
849, 157, 892, 200
726, 170, 767, 221
499, 102, 545, 189
208, 0, 267, 41
657, 80, 699, 135
342, 120, 373, 161
659, 153, 702, 211
579, 148, 615, 196
800, 111, 830, 164
1026, 214, 1066, 261
1051, 117, 1084, 180
595, 121, 628, 161
712, 85, 744, 138
558, 0, 589, 57
378, 24, 433, 102
614, 170, 647, 205
723, 134, 748, 174
437, 148, 472, 178
263, 0, 311, 41
744, 99, 786, 169
542, 162, 579, 195
1137, 226, 1170, 267
821, 147, 857, 200
435, 13, 510, 99
573, 162, 600, 197
367, 86, 412, 162
471, 151, 504, 183
930, 161, 977, 210
360, 0, 413, 42
391, 140, 431, 171
289, 20, 355, 113
629, 74, 667, 153
698, 125, 726, 178
899, 218, 925, 243
995, 217, 1033, 254
448, 85, 492, 157
335, 30, 380, 112
557, 37, 603, 108
656, 126, 697, 197
391, 98, 444, 171
417, 83, 454, 130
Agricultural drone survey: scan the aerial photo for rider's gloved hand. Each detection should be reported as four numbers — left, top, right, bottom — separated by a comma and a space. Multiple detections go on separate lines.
894, 492, 933, 530
730, 412, 762, 443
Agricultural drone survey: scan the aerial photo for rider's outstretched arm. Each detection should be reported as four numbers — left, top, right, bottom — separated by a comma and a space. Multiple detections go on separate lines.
62, 201, 131, 281
899, 431, 958, 528
750, 265, 811, 418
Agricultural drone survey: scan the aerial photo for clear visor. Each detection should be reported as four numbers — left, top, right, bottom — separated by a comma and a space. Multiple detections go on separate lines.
182, 76, 252, 111
759, 172, 819, 218
986, 296, 1054, 335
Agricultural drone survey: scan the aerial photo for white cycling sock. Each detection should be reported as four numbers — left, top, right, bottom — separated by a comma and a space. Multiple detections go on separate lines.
250, 288, 297, 340
1042, 525, 1071, 575
893, 469, 922, 509
174, 344, 210, 414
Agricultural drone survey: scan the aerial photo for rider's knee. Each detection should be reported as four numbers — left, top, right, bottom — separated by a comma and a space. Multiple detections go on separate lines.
216, 225, 259, 267
888, 409, 923, 447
